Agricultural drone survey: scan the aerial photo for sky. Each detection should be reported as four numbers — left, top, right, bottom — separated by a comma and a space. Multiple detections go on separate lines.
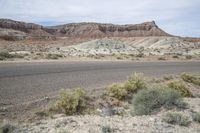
0, 0, 200, 37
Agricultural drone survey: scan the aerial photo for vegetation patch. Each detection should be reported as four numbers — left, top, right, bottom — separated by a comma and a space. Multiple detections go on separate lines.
54, 88, 87, 115
172, 55, 179, 58
181, 72, 200, 86
106, 73, 146, 100
162, 112, 191, 126
106, 83, 128, 100
132, 87, 186, 115
45, 53, 63, 60
158, 57, 166, 60
0, 51, 25, 60
192, 112, 200, 123
167, 80, 192, 97
102, 125, 114, 133
163, 75, 173, 80
0, 123, 17, 133
0, 51, 13, 60
185, 55, 192, 59
124, 73, 146, 92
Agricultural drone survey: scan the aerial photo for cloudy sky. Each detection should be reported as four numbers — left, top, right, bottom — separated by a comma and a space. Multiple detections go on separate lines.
0, 0, 200, 37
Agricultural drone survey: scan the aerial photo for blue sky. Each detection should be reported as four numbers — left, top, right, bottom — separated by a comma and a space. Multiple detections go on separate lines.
0, 0, 200, 37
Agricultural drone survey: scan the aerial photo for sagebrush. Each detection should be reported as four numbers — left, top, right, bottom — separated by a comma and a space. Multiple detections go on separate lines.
181, 73, 200, 86
162, 112, 191, 126
192, 112, 200, 123
55, 88, 87, 115
106, 73, 146, 100
132, 86, 186, 115
167, 80, 192, 97
106, 83, 127, 100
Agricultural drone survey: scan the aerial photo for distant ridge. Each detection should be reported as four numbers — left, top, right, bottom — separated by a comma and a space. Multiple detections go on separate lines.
0, 18, 171, 40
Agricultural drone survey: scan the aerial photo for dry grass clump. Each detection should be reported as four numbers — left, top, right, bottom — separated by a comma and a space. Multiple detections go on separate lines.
167, 80, 192, 97
54, 88, 87, 115
163, 75, 173, 80
185, 55, 192, 59
181, 72, 200, 86
106, 83, 128, 100
0, 51, 13, 60
0, 50, 25, 60
124, 73, 146, 92
45, 53, 63, 60
172, 55, 179, 58
106, 73, 146, 100
158, 57, 166, 60
162, 112, 191, 126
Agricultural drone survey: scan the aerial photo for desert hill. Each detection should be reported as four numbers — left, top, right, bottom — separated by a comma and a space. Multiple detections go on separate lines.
0, 19, 170, 40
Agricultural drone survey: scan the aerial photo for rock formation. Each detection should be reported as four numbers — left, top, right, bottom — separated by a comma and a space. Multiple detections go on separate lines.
0, 19, 171, 40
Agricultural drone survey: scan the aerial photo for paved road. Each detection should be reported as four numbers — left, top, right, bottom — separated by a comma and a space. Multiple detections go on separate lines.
0, 61, 200, 105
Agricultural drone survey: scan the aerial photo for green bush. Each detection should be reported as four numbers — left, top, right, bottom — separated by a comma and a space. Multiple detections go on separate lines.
106, 73, 146, 100
116, 56, 123, 60
0, 51, 13, 60
124, 73, 146, 92
172, 55, 179, 58
136, 53, 144, 58
0, 123, 17, 133
45, 53, 63, 60
55, 88, 87, 115
132, 87, 185, 115
192, 112, 200, 123
163, 75, 173, 80
181, 73, 200, 86
167, 80, 192, 97
158, 57, 166, 60
185, 55, 192, 59
162, 112, 191, 126
102, 126, 113, 133
106, 83, 128, 100
0, 51, 26, 60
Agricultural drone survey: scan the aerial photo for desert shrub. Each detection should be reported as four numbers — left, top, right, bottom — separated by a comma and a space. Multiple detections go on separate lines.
124, 73, 146, 92
0, 51, 26, 60
36, 52, 43, 56
192, 112, 200, 123
136, 53, 144, 58
163, 75, 173, 80
116, 56, 123, 60
158, 57, 166, 60
132, 87, 185, 115
0, 51, 13, 60
0, 123, 17, 133
172, 55, 179, 58
0, 35, 16, 41
106, 83, 128, 100
0, 56, 5, 61
106, 73, 146, 100
12, 54, 25, 59
194, 93, 200, 98
102, 126, 113, 133
129, 54, 135, 57
162, 112, 191, 126
167, 80, 192, 97
55, 88, 87, 115
185, 55, 192, 59
181, 73, 200, 86
45, 53, 63, 60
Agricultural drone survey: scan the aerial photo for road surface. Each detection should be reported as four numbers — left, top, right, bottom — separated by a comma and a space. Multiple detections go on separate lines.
0, 61, 200, 105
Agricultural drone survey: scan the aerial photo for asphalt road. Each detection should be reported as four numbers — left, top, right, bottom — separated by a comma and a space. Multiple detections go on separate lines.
0, 61, 200, 106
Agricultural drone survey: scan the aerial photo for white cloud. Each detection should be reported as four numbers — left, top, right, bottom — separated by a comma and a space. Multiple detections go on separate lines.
0, 0, 200, 37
